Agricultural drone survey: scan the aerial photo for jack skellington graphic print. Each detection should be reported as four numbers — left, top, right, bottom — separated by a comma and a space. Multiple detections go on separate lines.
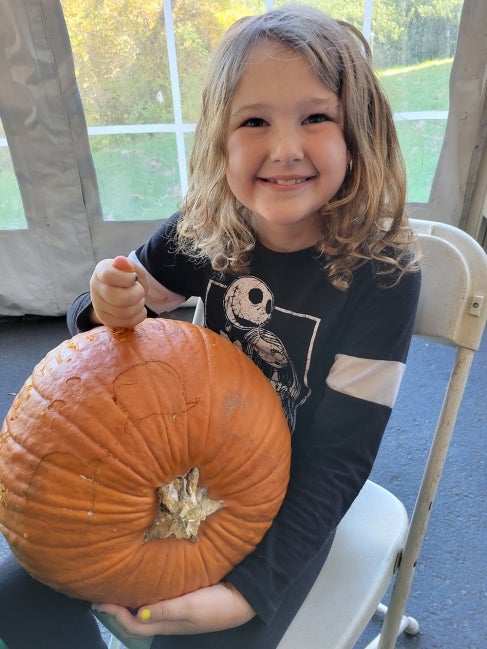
206, 276, 318, 432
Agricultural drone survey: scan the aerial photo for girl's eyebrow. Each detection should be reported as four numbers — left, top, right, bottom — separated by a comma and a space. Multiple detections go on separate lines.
230, 103, 268, 117
231, 97, 341, 117
303, 97, 342, 113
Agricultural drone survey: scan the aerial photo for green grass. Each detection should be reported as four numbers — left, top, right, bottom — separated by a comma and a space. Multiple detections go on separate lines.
397, 119, 447, 203
380, 58, 452, 203
379, 58, 452, 111
92, 133, 185, 222
0, 59, 453, 229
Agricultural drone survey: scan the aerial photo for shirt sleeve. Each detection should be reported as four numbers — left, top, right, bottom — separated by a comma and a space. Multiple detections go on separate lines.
133, 212, 208, 300
66, 213, 203, 335
66, 291, 96, 334
225, 266, 421, 624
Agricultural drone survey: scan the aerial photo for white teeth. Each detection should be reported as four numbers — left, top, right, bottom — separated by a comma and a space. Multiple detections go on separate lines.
269, 178, 306, 186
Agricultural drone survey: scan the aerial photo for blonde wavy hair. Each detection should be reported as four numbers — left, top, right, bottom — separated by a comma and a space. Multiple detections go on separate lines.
178, 4, 419, 289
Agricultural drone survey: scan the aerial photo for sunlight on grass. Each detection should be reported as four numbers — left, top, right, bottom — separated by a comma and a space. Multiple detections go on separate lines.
379, 59, 452, 112
380, 58, 453, 77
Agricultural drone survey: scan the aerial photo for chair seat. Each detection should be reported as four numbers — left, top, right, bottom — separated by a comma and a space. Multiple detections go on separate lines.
278, 480, 408, 649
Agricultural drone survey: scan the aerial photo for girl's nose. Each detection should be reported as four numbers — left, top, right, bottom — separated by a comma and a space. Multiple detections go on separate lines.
269, 128, 304, 163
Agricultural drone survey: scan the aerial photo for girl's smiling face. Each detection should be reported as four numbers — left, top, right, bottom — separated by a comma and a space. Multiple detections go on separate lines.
226, 40, 350, 252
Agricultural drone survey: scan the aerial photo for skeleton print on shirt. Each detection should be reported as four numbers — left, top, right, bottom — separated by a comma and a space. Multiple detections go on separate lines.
206, 277, 318, 432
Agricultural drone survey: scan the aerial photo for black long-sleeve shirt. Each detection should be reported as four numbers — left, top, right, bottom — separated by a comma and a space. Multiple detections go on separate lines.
68, 212, 421, 624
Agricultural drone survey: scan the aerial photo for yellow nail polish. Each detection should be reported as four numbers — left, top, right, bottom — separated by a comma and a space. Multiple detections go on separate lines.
140, 608, 151, 622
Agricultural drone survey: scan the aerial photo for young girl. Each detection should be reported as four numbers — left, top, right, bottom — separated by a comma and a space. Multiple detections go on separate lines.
0, 5, 421, 649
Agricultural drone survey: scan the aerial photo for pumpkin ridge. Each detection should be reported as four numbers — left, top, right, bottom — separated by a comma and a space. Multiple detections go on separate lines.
45, 547, 148, 601
189, 528, 226, 588
106, 356, 204, 480
201, 520, 259, 561
200, 426, 287, 497
42, 333, 184, 482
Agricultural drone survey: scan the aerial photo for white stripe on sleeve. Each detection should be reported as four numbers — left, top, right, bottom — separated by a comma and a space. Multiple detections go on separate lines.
128, 251, 187, 313
325, 353, 405, 408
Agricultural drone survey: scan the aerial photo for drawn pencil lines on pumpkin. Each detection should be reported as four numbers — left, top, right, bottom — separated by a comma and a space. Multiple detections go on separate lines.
30, 453, 103, 516
111, 361, 200, 469
34, 391, 132, 501
111, 361, 200, 421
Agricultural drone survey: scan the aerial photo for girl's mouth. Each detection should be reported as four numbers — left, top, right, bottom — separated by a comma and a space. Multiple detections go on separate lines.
262, 176, 313, 186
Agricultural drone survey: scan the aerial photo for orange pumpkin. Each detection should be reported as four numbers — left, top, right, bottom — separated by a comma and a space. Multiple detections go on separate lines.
0, 318, 290, 607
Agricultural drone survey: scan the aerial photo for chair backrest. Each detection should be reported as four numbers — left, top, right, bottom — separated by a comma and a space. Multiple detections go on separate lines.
411, 219, 487, 350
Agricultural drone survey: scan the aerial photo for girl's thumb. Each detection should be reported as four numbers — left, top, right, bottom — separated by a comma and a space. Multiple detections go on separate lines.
113, 255, 135, 273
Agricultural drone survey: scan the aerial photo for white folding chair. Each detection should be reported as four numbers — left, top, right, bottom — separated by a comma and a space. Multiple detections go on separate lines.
100, 219, 487, 649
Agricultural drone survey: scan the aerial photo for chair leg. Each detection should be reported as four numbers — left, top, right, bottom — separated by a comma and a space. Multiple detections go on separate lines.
363, 604, 420, 649
376, 603, 420, 635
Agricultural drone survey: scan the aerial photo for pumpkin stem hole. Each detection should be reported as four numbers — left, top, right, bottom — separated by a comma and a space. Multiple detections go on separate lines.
144, 466, 223, 543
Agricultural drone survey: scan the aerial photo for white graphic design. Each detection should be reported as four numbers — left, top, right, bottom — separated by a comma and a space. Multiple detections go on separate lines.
222, 277, 305, 431
224, 276, 274, 328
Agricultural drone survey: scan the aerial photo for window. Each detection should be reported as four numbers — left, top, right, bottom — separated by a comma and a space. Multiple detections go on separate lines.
61, 0, 462, 221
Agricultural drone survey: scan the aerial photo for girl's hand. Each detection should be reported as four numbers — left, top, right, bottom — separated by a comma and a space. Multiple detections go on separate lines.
93, 583, 255, 637
89, 256, 148, 328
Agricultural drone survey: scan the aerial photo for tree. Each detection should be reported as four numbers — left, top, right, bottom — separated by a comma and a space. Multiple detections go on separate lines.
63, 0, 170, 125
61, 0, 464, 125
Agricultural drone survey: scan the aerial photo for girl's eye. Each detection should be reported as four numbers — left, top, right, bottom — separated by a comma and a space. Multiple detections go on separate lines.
304, 113, 330, 124
241, 117, 266, 127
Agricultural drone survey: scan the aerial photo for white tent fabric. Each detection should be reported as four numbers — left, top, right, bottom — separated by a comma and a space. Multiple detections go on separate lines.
0, 0, 97, 315
0, 0, 157, 316
0, 0, 486, 316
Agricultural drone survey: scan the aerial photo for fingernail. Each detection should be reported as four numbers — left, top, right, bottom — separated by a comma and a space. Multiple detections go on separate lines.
134, 274, 139, 283
140, 608, 151, 622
